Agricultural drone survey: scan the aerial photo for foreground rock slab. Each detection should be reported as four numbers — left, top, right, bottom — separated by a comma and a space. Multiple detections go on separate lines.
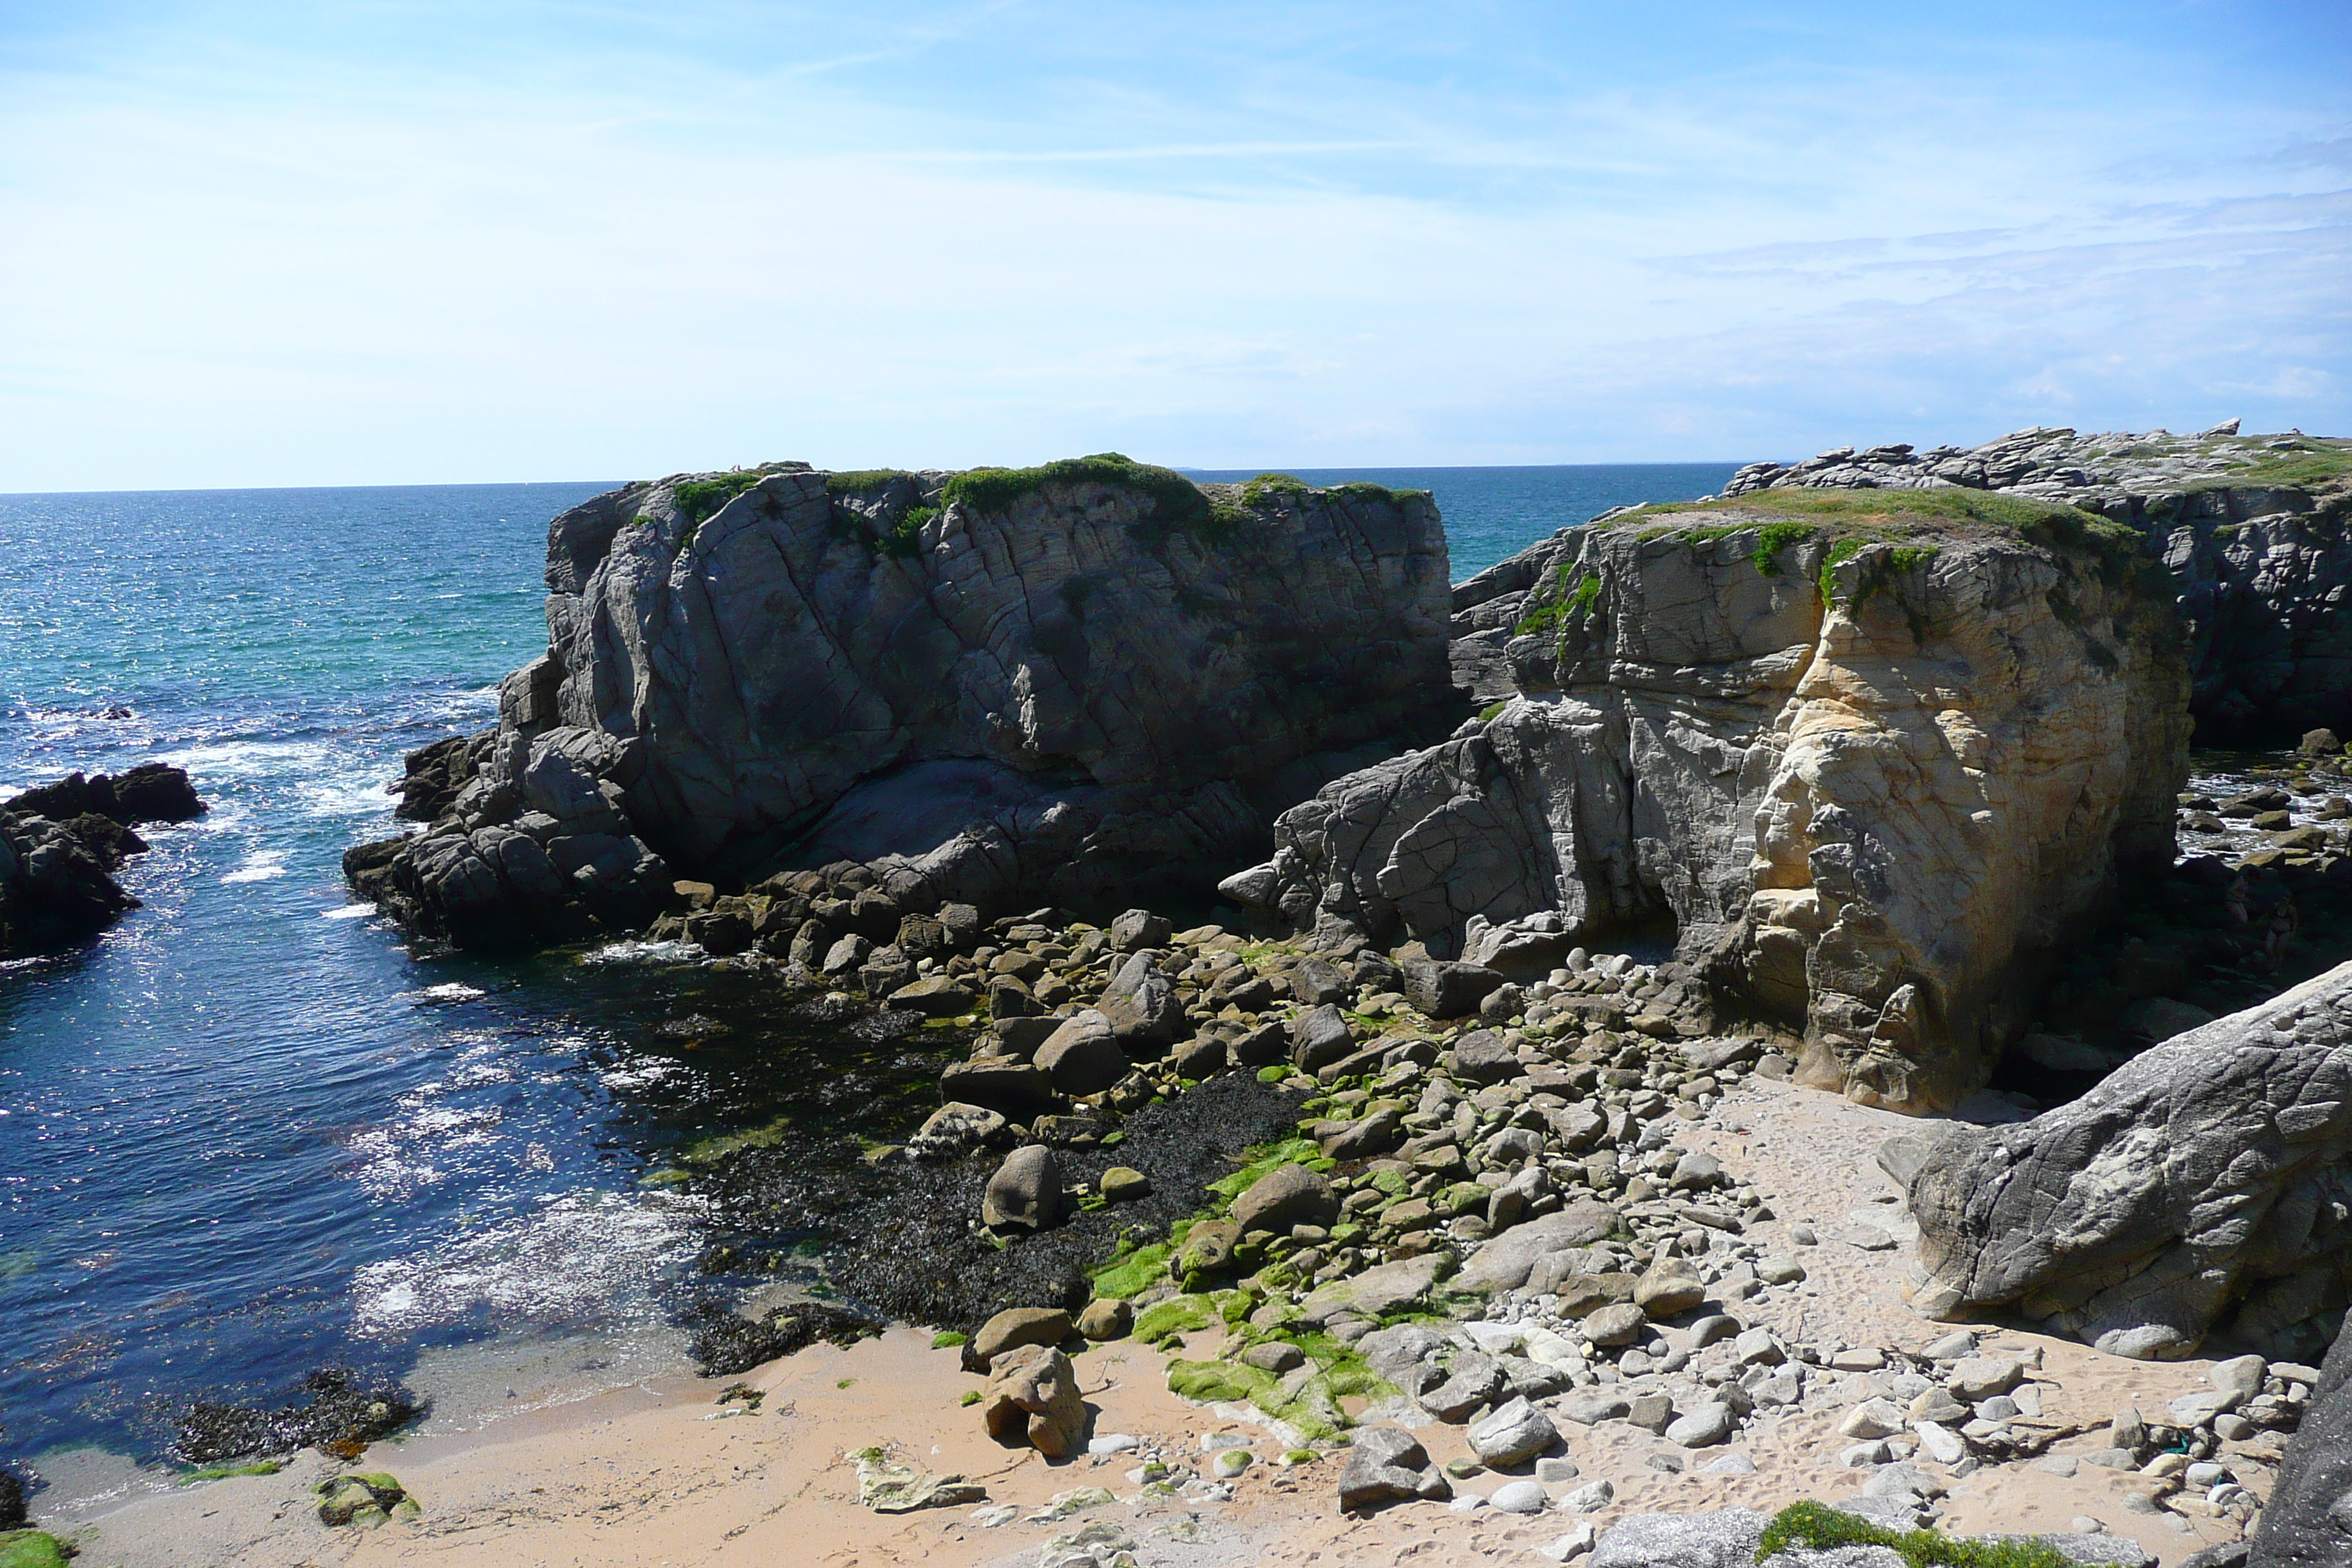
1901, 958, 2352, 1361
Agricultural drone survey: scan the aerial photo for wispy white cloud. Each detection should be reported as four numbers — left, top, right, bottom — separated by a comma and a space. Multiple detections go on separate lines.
0, 1, 2346, 486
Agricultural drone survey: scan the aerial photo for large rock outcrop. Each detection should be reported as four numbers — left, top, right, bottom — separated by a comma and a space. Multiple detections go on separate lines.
1897, 960, 2352, 1362
0, 764, 203, 957
2253, 1306, 2352, 1567
1225, 498, 2190, 1110
1714, 423, 2352, 742
351, 457, 1452, 946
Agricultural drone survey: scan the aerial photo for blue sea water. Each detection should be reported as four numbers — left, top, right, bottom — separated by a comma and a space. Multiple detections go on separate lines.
0, 463, 1735, 1469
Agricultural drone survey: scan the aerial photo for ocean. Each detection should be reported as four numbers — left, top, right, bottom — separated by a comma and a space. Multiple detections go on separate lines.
0, 462, 1738, 1469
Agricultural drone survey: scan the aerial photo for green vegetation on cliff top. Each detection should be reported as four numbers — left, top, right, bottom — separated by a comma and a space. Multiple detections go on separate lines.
1619, 486, 2152, 579
1628, 483, 2095, 534
2180, 434, 2352, 494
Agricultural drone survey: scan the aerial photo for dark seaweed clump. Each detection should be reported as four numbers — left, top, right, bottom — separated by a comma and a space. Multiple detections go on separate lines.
0, 1468, 23, 1529
686, 1299, 885, 1379
690, 1072, 1305, 1355
174, 1368, 423, 1463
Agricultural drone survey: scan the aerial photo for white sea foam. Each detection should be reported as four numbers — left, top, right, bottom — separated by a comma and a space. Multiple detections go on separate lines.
222, 848, 287, 883
581, 939, 703, 965
350, 1189, 704, 1337
407, 981, 486, 1003
600, 1057, 687, 1092
320, 902, 378, 921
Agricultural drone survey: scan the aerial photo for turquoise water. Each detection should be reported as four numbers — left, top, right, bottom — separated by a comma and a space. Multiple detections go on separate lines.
0, 464, 1733, 1467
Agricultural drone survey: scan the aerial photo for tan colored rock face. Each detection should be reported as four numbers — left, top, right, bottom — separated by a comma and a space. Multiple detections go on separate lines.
1229, 513, 2189, 1112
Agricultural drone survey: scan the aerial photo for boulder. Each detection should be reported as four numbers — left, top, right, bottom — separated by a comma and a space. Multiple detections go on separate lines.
968, 1306, 1073, 1370
1109, 909, 1171, 951
938, 1058, 1057, 1119
1452, 1029, 1524, 1084
981, 1145, 1063, 1232
1337, 1426, 1450, 1509
359, 459, 1455, 944
1291, 1005, 1357, 1072
1468, 1395, 1558, 1464
1398, 956, 1507, 1019
1633, 1256, 1707, 1317
1033, 1011, 1126, 1097
1298, 1253, 1452, 1324
1227, 512, 2189, 1112
981, 1342, 1086, 1458
907, 1101, 1009, 1161
1230, 1164, 1338, 1237
1096, 952, 1183, 1049
1076, 1298, 1132, 1341
1591, 1509, 1768, 1568
1456, 1201, 1621, 1292
887, 974, 976, 1017
1319, 1107, 1403, 1160
1901, 960, 2352, 1358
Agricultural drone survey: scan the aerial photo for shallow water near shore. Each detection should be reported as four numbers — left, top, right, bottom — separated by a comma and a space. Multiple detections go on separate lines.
0, 466, 1743, 1473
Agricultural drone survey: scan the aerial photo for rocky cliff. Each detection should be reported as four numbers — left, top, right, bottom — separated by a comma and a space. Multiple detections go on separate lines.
1224, 490, 2191, 1112
1711, 422, 2352, 742
350, 457, 1454, 946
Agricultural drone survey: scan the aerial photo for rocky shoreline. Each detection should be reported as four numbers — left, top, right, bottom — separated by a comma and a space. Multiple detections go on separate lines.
38, 436, 2350, 1564
0, 763, 203, 959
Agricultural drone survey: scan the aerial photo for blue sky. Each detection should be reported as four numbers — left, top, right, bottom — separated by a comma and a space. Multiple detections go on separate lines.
1, 1, 2348, 488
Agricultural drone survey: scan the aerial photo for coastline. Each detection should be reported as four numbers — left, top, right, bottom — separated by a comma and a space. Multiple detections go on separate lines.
50, 1072, 2258, 1567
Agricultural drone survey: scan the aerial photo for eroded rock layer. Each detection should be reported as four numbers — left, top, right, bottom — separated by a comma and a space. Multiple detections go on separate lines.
352, 459, 1453, 946
1226, 504, 2190, 1111
1900, 960, 2352, 1365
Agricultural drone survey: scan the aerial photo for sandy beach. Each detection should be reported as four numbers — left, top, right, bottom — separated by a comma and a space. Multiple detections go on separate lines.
33, 1068, 2270, 1568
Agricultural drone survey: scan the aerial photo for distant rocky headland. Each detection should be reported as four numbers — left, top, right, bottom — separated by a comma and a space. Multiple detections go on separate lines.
321, 431, 2352, 1564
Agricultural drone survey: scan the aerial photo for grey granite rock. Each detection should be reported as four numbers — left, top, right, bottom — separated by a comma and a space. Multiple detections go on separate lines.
360, 459, 1454, 944
1720, 423, 2352, 741
2250, 1305, 2352, 1567
1591, 1508, 1768, 1568
1903, 962, 2352, 1357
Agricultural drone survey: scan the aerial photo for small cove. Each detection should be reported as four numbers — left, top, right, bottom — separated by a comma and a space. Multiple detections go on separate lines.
0, 466, 1740, 1473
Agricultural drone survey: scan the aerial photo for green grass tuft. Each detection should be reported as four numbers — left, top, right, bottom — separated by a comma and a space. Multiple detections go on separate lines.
1752, 520, 1818, 573
1818, 538, 1869, 600
824, 470, 915, 494
672, 470, 773, 527
0, 1533, 72, 1568
1240, 472, 1313, 506
1756, 1501, 2078, 1568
